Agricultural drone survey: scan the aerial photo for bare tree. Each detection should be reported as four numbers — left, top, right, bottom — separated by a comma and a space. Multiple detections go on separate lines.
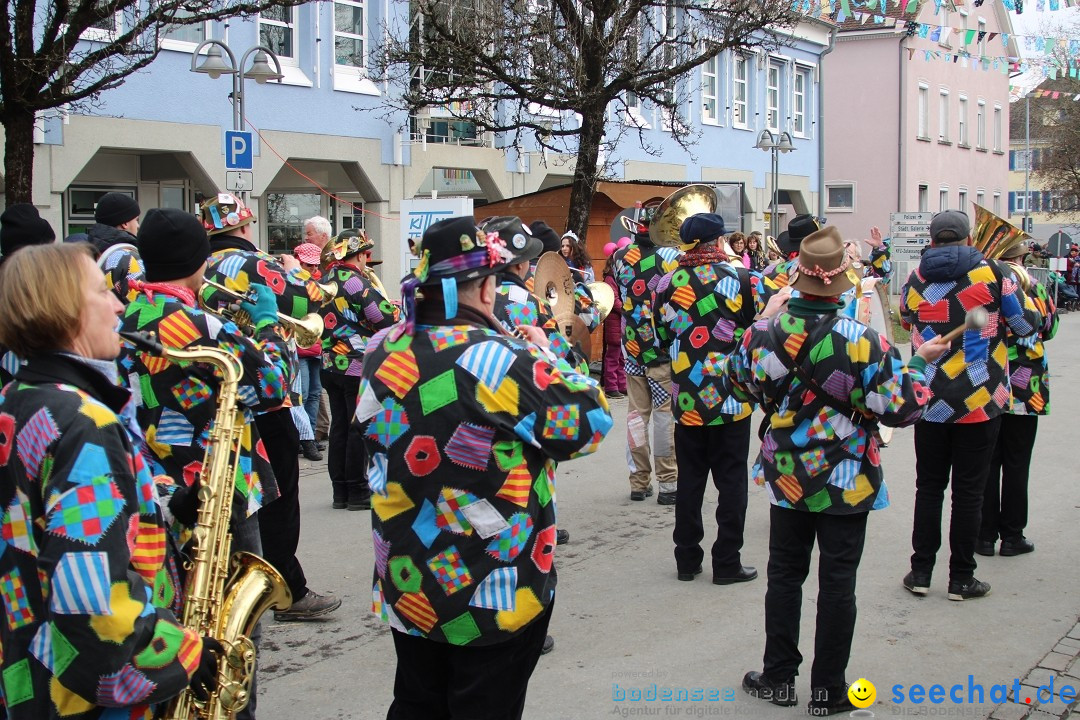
375, 0, 801, 236
0, 0, 305, 204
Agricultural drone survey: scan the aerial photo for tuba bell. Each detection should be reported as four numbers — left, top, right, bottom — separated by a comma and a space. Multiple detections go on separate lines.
972, 203, 1033, 290
648, 184, 719, 248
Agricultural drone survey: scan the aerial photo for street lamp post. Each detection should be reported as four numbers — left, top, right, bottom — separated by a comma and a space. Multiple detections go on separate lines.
754, 129, 795, 240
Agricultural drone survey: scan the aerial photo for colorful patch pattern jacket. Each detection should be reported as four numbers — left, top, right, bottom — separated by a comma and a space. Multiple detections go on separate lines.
613, 243, 683, 370
117, 288, 288, 517
721, 308, 932, 514
653, 256, 767, 426
900, 250, 1039, 424
1007, 275, 1058, 415
0, 355, 200, 719
320, 264, 400, 377
494, 274, 588, 375
100, 246, 144, 305
358, 321, 612, 645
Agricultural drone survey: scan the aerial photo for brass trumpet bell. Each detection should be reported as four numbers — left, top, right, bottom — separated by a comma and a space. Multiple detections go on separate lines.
201, 278, 325, 346
649, 184, 719, 248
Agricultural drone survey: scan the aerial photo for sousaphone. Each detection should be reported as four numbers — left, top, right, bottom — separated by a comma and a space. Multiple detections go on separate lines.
649, 184, 719, 248
972, 203, 1033, 289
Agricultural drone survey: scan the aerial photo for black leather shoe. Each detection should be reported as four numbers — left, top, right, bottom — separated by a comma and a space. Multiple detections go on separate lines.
630, 490, 646, 501
807, 686, 856, 716
332, 501, 347, 510
742, 671, 797, 707
300, 440, 323, 461
713, 566, 757, 585
348, 496, 371, 511
975, 540, 996, 557
999, 537, 1035, 556
556, 529, 570, 545
902, 570, 931, 596
541, 635, 555, 655
657, 492, 677, 506
677, 566, 702, 582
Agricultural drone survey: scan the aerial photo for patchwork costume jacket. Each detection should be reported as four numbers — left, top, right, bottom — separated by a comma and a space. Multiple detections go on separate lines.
358, 320, 612, 645
1006, 276, 1057, 415
0, 355, 201, 719
653, 253, 768, 426
612, 242, 683, 373
494, 273, 588, 375
320, 263, 400, 377
900, 247, 1039, 424
100, 246, 144, 305
118, 287, 288, 517
721, 306, 932, 514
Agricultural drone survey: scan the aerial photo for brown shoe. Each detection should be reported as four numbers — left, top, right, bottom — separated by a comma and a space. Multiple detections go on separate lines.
274, 590, 342, 621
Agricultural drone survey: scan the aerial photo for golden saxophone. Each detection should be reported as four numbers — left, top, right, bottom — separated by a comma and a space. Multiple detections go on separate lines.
120, 331, 292, 720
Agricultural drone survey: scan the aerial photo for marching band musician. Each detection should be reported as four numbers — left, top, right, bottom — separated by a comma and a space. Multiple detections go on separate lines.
978, 242, 1058, 558
722, 227, 948, 715
899, 210, 1040, 602
198, 194, 343, 622
0, 243, 219, 719
319, 229, 400, 511
358, 216, 611, 719
653, 213, 768, 586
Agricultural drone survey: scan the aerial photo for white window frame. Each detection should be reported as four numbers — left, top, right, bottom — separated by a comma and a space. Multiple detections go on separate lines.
976, 189, 985, 209
701, 52, 720, 126
938, 88, 949, 142
161, 19, 209, 52
918, 184, 929, 212
993, 104, 1002, 151
917, 83, 929, 139
732, 54, 749, 129
79, 9, 121, 43
939, 187, 949, 212
958, 95, 968, 146
978, 18, 987, 56
259, 7, 299, 65
793, 65, 810, 138
958, 188, 968, 213
766, 62, 781, 133
333, 0, 379, 95
993, 191, 1001, 215
976, 99, 986, 149
825, 182, 856, 213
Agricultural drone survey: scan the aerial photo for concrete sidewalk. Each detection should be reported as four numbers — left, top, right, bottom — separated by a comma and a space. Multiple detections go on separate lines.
256, 312, 1080, 720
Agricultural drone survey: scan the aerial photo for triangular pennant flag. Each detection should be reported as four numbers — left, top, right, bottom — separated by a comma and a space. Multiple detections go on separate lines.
908, 47, 916, 59
965, 29, 976, 44
906, 0, 918, 10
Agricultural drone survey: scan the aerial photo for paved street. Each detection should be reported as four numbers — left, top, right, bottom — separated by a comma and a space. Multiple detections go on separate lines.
256, 313, 1080, 720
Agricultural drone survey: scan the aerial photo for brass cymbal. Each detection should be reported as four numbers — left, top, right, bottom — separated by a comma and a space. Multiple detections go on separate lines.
533, 252, 575, 312
554, 313, 592, 358
585, 281, 615, 322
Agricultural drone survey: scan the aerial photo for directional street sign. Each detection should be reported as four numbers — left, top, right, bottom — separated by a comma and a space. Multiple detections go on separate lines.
226, 171, 253, 193
225, 130, 253, 170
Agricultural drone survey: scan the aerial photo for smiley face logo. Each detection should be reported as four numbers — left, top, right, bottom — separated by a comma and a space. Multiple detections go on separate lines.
848, 678, 876, 709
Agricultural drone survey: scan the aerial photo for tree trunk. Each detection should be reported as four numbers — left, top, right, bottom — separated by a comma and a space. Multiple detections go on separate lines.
565, 107, 606, 241
2, 108, 37, 205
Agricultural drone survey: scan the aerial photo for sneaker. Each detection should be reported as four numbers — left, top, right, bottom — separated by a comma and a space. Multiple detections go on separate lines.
300, 440, 323, 461
541, 635, 555, 655
902, 570, 931, 596
657, 492, 676, 506
742, 671, 798, 707
947, 577, 991, 601
274, 590, 342, 621
975, 540, 996, 557
556, 529, 570, 545
999, 537, 1035, 556
807, 686, 856, 716
677, 566, 702, 582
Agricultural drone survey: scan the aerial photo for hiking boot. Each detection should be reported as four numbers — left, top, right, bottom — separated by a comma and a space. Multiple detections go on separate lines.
656, 492, 676, 506
947, 577, 991, 601
903, 570, 931, 596
274, 590, 342, 621
742, 671, 797, 707
300, 440, 323, 461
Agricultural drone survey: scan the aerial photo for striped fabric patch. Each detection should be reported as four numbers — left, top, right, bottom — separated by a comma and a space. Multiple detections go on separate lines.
50, 552, 112, 615
444, 423, 495, 470
16, 407, 60, 479
375, 348, 420, 399
456, 341, 517, 389
469, 567, 518, 611
828, 459, 860, 490
213, 254, 247, 280
373, 529, 391, 578
129, 522, 167, 586
29, 622, 79, 676
157, 311, 201, 349
155, 407, 194, 446
394, 591, 438, 633
97, 664, 155, 706
496, 466, 532, 507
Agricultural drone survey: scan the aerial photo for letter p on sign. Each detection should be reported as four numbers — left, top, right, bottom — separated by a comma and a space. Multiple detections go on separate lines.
225, 131, 253, 170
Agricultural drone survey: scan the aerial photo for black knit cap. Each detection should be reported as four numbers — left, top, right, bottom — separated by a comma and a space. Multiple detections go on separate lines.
138, 208, 210, 282
530, 220, 562, 255
95, 192, 141, 227
0, 204, 55, 264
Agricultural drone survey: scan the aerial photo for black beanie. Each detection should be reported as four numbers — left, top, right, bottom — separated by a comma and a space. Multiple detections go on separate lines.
0, 204, 56, 264
138, 208, 210, 282
530, 220, 562, 255
95, 192, 141, 227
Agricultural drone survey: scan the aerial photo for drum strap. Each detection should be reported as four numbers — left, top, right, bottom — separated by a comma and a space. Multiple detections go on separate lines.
762, 316, 882, 441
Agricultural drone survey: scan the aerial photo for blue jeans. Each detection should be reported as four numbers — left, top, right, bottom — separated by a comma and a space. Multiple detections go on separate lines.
298, 355, 323, 436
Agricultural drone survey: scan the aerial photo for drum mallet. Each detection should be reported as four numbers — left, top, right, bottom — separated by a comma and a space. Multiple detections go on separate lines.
936, 307, 990, 343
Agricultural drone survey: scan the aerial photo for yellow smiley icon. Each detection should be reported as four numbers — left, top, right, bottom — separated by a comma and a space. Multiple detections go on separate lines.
848, 678, 876, 708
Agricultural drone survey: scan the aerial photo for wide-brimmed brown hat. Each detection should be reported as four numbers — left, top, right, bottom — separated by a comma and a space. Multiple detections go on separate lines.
791, 226, 855, 296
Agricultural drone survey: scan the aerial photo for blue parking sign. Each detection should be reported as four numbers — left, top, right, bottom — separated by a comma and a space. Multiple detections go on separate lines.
225, 131, 253, 170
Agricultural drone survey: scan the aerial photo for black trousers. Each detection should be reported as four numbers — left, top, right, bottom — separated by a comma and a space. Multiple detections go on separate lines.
910, 417, 1001, 583
386, 602, 553, 720
321, 370, 368, 504
673, 420, 751, 575
981, 414, 1038, 543
763, 506, 868, 692
254, 408, 308, 600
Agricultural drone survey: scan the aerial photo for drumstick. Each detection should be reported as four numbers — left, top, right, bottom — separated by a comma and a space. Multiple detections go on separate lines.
937, 307, 989, 344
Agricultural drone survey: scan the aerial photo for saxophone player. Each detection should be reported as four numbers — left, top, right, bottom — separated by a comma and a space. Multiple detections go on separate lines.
0, 243, 219, 719
198, 194, 342, 622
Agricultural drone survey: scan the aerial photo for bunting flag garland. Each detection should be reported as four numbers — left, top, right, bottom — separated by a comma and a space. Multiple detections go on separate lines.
790, 0, 1076, 20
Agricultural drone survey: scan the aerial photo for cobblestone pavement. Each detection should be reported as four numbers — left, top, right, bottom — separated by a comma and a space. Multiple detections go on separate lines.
989, 621, 1080, 719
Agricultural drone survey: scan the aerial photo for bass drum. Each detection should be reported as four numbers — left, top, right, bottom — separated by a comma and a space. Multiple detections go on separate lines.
857, 278, 895, 445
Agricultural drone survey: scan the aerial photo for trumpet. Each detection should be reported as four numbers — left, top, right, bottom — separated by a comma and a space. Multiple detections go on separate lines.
201, 278, 325, 347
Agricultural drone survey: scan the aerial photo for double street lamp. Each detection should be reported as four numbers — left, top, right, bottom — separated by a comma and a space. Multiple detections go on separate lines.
191, 40, 284, 134
754, 129, 796, 240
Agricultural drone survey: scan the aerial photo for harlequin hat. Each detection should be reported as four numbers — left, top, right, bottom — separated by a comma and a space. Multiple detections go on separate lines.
791, 226, 855, 296
329, 228, 374, 261
293, 242, 322, 265
777, 214, 821, 256
200, 193, 255, 236
479, 216, 542, 265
